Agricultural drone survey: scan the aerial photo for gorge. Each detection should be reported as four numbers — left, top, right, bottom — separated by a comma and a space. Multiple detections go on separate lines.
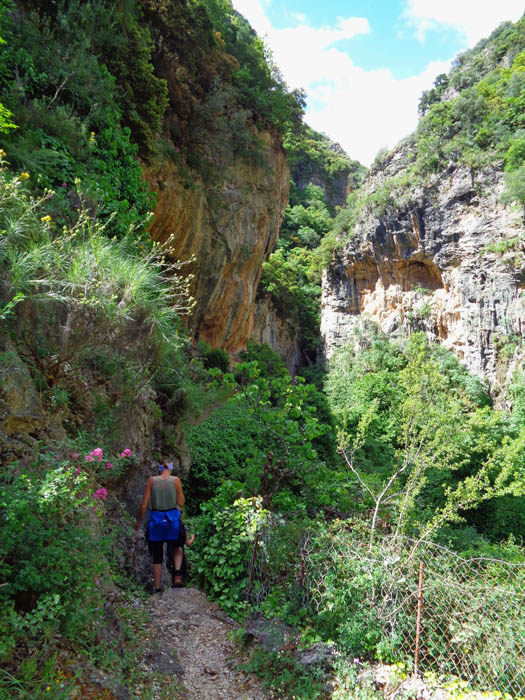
0, 2, 524, 698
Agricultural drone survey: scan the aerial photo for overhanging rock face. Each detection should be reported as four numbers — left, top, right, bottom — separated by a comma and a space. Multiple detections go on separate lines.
320, 161, 525, 391
145, 130, 289, 354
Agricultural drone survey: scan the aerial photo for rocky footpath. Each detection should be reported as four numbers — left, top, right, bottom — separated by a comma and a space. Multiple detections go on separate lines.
320, 153, 525, 392
145, 586, 267, 700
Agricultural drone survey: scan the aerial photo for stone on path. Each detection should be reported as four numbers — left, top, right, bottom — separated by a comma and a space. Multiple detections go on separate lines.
146, 586, 267, 700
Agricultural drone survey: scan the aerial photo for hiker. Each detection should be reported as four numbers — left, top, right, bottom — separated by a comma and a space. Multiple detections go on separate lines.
134, 458, 191, 591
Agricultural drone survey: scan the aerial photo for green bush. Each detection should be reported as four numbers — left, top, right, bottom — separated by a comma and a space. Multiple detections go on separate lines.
239, 340, 289, 378
0, 449, 108, 659
185, 398, 262, 505
242, 648, 326, 700
197, 339, 230, 372
326, 330, 523, 541
0, 1, 155, 238
190, 482, 270, 618
505, 137, 525, 170
259, 247, 322, 360
501, 163, 525, 210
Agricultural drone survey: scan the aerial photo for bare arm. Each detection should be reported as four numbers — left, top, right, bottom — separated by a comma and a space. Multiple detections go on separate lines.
134, 477, 153, 530
175, 476, 185, 514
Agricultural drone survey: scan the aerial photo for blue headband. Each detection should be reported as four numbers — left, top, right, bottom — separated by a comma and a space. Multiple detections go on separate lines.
158, 462, 173, 472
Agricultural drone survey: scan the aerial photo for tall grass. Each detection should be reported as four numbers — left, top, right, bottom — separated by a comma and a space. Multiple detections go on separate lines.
0, 157, 193, 374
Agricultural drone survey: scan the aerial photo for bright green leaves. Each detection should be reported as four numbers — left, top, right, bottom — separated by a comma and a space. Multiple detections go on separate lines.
0, 457, 107, 660
0, 2, 154, 239
186, 351, 335, 514
190, 483, 270, 618
329, 331, 525, 545
413, 35, 525, 177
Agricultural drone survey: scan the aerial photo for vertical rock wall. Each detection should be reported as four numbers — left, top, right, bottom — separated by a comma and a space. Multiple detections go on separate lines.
252, 294, 302, 374
144, 131, 289, 354
320, 162, 525, 390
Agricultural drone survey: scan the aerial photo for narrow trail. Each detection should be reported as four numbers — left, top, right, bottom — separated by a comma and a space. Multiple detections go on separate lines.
146, 586, 267, 700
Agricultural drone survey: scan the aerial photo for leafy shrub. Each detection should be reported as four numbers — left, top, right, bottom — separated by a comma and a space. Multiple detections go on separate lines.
418, 73, 449, 116
259, 247, 322, 360
504, 136, 525, 170
185, 398, 262, 505
186, 359, 336, 510
279, 187, 333, 252
501, 164, 525, 210
0, 1, 155, 238
197, 339, 230, 372
243, 648, 326, 700
239, 340, 289, 378
326, 330, 523, 541
190, 482, 270, 617
0, 443, 124, 659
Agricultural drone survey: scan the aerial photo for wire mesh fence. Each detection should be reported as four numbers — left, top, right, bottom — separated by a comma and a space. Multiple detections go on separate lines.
247, 520, 525, 697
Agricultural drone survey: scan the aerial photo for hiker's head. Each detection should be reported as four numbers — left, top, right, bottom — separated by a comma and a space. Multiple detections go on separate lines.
158, 456, 174, 473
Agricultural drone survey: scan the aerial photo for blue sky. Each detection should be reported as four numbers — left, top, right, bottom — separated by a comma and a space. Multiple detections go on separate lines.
230, 0, 524, 164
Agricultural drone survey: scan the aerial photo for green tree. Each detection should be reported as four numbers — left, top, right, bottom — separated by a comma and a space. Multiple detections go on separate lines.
331, 333, 524, 547
501, 164, 525, 213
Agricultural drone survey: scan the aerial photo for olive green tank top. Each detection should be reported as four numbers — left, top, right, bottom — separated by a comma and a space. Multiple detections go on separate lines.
150, 476, 179, 511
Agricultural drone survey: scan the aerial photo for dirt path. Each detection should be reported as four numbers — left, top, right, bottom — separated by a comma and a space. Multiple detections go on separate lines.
145, 586, 267, 700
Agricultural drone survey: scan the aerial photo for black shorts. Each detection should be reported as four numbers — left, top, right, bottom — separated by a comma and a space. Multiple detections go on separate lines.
146, 522, 186, 565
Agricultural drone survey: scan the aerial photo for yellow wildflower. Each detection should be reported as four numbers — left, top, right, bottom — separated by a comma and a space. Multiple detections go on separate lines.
40, 215, 52, 223
19, 172, 30, 180
0, 149, 6, 158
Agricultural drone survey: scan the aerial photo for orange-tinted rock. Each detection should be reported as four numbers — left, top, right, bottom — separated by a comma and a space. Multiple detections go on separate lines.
321, 158, 525, 389
144, 131, 289, 353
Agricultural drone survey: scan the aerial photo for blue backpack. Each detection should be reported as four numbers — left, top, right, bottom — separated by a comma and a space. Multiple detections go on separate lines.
148, 508, 180, 542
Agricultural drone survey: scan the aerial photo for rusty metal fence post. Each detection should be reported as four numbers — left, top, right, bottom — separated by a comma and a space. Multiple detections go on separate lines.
414, 562, 424, 677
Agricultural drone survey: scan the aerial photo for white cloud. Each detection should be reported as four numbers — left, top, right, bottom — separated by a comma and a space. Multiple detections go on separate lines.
305, 58, 451, 166
230, 0, 521, 165
232, 0, 271, 35
232, 0, 447, 165
402, 0, 524, 46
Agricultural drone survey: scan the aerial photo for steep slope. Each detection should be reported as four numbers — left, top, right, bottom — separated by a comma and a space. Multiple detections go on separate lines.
320, 16, 525, 392
0, 0, 298, 354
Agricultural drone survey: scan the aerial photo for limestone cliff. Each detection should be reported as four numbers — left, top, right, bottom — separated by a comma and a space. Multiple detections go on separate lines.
251, 295, 302, 374
320, 151, 525, 391
320, 16, 525, 392
145, 131, 289, 353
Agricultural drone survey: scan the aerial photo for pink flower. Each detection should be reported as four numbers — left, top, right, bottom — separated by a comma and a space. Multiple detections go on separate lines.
93, 488, 108, 501
105, 462, 112, 470
90, 448, 103, 457
120, 448, 131, 458
85, 455, 95, 462
98, 455, 103, 462
72, 453, 79, 460
75, 467, 82, 475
